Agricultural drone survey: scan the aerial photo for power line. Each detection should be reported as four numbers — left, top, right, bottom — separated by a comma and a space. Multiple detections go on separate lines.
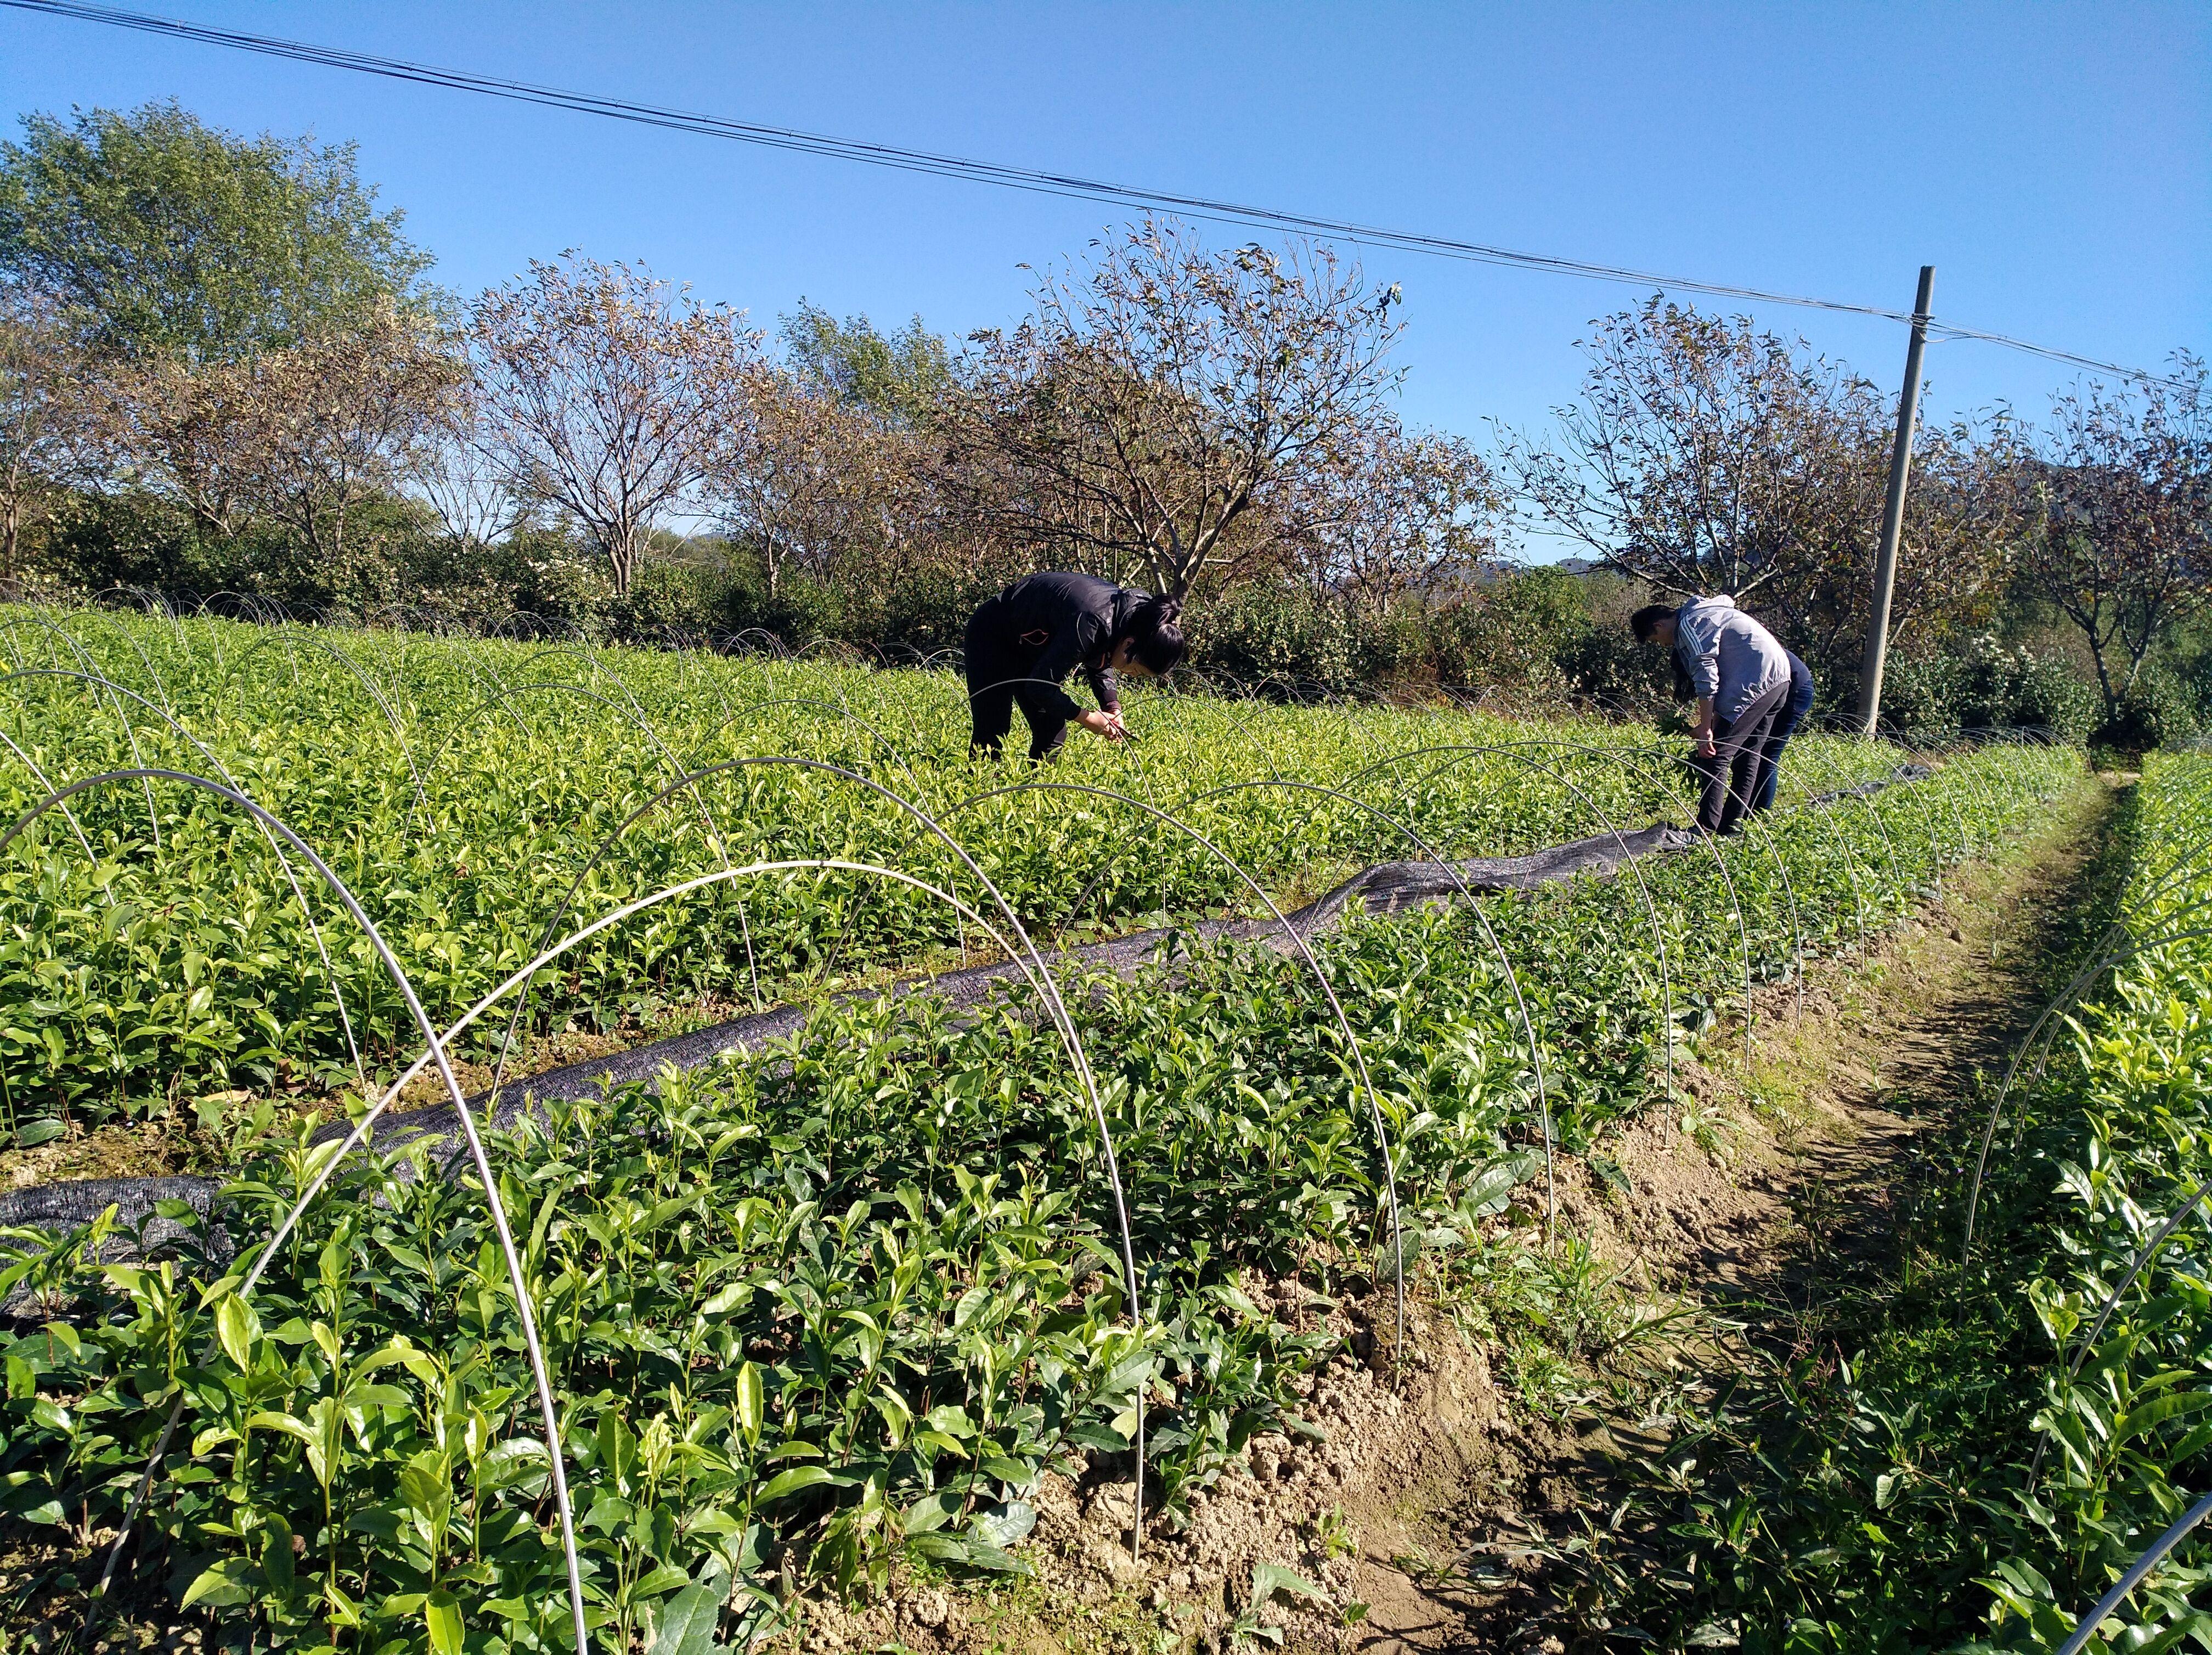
1, 0, 2192, 390
1926, 320, 2195, 389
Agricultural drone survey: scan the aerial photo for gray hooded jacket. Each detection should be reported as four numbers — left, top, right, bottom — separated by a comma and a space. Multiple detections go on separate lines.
1674, 595, 1790, 724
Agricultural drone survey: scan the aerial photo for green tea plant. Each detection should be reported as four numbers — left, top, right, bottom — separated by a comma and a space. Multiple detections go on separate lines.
0, 601, 1945, 1133
0, 718, 2079, 1651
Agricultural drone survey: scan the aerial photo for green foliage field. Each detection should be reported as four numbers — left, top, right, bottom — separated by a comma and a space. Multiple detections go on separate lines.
2, 604, 1955, 1136
0, 603, 2087, 1650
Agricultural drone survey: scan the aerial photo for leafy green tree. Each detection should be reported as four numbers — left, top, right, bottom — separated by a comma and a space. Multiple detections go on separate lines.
778, 300, 951, 427
0, 100, 435, 362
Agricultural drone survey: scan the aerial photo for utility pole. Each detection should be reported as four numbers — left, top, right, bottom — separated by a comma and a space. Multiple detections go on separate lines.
1857, 264, 1936, 735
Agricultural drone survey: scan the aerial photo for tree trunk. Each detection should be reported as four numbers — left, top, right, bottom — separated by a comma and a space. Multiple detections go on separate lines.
2087, 635, 2121, 724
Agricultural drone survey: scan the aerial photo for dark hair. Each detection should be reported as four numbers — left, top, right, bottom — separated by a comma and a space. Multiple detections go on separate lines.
1124, 596, 1188, 675
1630, 603, 1676, 643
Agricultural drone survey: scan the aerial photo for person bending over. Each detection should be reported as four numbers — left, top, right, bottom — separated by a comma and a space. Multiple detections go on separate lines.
1632, 595, 1790, 835
1749, 647, 1815, 815
964, 572, 1187, 761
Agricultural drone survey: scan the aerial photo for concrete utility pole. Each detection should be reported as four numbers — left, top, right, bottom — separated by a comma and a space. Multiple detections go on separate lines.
1857, 264, 1936, 735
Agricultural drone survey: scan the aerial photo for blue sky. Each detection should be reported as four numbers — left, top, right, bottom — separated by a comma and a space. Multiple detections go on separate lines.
3, 1, 2207, 476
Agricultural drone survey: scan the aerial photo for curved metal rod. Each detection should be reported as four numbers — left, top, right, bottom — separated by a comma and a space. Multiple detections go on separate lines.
95, 585, 188, 649
1, 612, 106, 682
182, 598, 233, 671
674, 640, 738, 724
1873, 731, 1962, 900
409, 681, 724, 858
1783, 743, 1898, 941
872, 668, 961, 772
0, 624, 158, 840
2028, 1165, 2212, 1488
1185, 775, 1558, 1242
1812, 742, 1916, 902
482, 752, 1149, 1289
861, 775, 1412, 1370
59, 608, 176, 715
0, 726, 98, 861
707, 696, 926, 797
1794, 743, 1912, 912
1299, 741, 1684, 1092
473, 753, 1155, 1555
1508, 735, 1810, 1028
1488, 737, 1765, 1063
1961, 921, 2212, 1261
2053, 1488, 2212, 1655
2114, 807, 2212, 925
0, 770, 590, 1655
723, 627, 791, 659
511, 643, 655, 724
0, 665, 163, 850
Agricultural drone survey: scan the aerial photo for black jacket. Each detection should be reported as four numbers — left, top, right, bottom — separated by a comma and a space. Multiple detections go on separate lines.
973, 571, 1148, 723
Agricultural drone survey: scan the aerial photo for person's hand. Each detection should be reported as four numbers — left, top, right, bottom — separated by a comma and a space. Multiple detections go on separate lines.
1692, 726, 1717, 758
1078, 708, 1128, 741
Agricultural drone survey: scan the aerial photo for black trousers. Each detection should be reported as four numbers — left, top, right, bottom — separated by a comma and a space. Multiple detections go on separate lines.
1748, 673, 1815, 814
1691, 678, 1788, 834
964, 603, 1069, 762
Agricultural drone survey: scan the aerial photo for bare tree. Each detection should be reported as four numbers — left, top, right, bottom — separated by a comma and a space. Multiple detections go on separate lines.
1760, 413, 2026, 673
706, 363, 932, 597
1497, 299, 1879, 601
941, 221, 1404, 598
0, 290, 91, 582
2019, 355, 2211, 720
86, 344, 264, 541
1284, 419, 1505, 613
227, 311, 462, 569
410, 377, 525, 554
470, 254, 758, 594
1499, 296, 2018, 672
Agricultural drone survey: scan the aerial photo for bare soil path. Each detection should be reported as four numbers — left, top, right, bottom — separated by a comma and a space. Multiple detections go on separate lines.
1335, 774, 2125, 1653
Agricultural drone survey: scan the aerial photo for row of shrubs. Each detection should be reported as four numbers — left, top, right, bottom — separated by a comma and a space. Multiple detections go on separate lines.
1884, 635, 2212, 752
25, 485, 2188, 742
27, 486, 1672, 708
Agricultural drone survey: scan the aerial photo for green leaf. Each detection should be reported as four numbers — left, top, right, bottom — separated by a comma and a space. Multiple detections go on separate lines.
1251, 1562, 1326, 1608
925, 1404, 975, 1437
732, 1362, 764, 1443
648, 1583, 723, 1655
755, 1465, 834, 1503
902, 1491, 962, 1535
1451, 1150, 1539, 1212
700, 1281, 751, 1318
964, 1542, 1031, 1575
2115, 1389, 2212, 1445
424, 1591, 465, 1655
215, 1294, 261, 1371
249, 1409, 318, 1444
972, 1501, 1036, 1550
180, 1556, 261, 1609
